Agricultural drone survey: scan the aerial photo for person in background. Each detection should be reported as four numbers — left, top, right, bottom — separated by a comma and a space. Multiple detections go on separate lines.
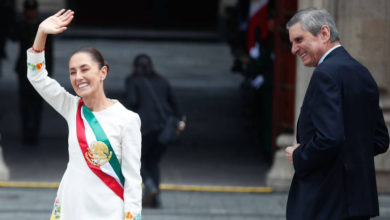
285, 8, 389, 220
12, 0, 53, 145
0, 0, 15, 77
125, 54, 185, 208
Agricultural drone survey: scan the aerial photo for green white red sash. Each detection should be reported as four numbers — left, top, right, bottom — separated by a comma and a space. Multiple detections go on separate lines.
76, 100, 125, 200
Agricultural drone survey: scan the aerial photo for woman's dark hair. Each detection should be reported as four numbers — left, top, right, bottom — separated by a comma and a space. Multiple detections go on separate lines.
131, 54, 157, 77
71, 47, 109, 72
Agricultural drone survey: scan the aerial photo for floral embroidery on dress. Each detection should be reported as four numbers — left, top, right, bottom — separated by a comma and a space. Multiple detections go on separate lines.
28, 61, 45, 71
50, 198, 61, 220
125, 212, 141, 220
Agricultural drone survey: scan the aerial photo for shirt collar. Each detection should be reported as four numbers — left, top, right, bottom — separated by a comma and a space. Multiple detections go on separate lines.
318, 45, 342, 65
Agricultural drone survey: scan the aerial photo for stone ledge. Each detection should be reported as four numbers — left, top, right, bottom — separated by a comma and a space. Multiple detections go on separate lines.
0, 146, 10, 181
376, 171, 390, 193
266, 133, 295, 192
0, 133, 10, 181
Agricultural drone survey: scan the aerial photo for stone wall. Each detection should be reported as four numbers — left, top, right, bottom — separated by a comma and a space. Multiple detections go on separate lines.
333, 0, 390, 171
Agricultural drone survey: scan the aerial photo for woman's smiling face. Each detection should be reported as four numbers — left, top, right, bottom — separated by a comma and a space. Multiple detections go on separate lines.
69, 52, 107, 98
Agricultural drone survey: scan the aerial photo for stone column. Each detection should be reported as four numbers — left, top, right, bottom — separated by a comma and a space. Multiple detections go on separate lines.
266, 134, 294, 191
0, 134, 10, 180
333, 0, 390, 191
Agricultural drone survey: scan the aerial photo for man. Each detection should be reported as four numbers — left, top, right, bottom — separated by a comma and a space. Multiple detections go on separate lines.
285, 8, 389, 220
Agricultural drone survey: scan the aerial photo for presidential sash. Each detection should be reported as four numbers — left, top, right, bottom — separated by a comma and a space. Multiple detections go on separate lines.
76, 100, 125, 200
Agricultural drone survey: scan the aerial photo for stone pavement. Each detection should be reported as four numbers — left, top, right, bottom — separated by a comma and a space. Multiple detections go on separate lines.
0, 188, 286, 220
1, 187, 390, 220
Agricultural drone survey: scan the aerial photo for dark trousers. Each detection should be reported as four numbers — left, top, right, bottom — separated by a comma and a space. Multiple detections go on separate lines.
141, 130, 166, 193
18, 73, 42, 144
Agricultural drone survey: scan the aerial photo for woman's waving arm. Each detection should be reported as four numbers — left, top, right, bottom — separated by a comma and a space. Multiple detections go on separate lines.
27, 9, 76, 120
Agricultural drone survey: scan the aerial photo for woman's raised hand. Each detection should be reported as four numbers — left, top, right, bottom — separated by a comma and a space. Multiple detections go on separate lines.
39, 9, 74, 35
32, 9, 74, 52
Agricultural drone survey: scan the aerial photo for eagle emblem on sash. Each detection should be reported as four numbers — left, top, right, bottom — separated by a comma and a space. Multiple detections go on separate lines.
85, 141, 113, 167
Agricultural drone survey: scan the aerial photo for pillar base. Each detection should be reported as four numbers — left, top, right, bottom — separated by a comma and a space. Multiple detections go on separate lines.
266, 133, 295, 191
376, 171, 390, 193
0, 134, 10, 181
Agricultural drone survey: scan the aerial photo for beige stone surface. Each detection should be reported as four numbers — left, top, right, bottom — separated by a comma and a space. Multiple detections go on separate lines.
375, 92, 390, 171
336, 0, 390, 89
361, 18, 390, 88
294, 60, 313, 128
0, 146, 10, 181
376, 171, 390, 193
376, 152, 390, 171
333, 0, 390, 172
266, 134, 295, 191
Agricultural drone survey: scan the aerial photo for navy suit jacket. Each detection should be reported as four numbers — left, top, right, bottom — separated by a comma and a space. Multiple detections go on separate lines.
287, 47, 389, 220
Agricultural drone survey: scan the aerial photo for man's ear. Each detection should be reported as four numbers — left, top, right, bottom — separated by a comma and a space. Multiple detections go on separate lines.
320, 25, 331, 42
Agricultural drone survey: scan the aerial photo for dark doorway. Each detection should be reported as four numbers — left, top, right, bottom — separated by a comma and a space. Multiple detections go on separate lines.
222, 0, 297, 157
68, 0, 219, 30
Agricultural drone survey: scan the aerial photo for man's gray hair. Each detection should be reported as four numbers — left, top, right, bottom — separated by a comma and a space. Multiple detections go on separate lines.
286, 8, 340, 42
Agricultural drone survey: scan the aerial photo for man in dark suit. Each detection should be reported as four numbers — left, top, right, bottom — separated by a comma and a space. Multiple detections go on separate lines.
285, 8, 389, 220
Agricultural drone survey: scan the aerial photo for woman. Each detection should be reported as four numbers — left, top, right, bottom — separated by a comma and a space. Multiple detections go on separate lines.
28, 10, 141, 219
125, 54, 185, 208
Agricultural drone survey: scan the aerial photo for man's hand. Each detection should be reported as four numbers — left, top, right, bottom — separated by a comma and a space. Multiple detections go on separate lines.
285, 143, 300, 165
176, 121, 185, 135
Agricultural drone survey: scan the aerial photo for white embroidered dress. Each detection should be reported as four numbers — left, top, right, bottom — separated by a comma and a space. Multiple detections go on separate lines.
27, 50, 142, 220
